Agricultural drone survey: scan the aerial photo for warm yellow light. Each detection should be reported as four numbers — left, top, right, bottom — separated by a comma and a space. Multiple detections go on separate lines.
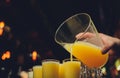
0, 21, 5, 28
115, 58, 120, 71
32, 51, 37, 61
117, 65, 120, 71
0, 28, 3, 36
1, 53, 6, 60
1, 51, 11, 60
6, 51, 11, 59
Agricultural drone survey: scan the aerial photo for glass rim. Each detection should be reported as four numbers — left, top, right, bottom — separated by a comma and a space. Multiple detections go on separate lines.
42, 59, 60, 63
33, 65, 42, 68
63, 58, 81, 63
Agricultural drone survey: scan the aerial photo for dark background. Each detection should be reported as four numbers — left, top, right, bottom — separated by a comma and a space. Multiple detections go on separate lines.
0, 0, 120, 78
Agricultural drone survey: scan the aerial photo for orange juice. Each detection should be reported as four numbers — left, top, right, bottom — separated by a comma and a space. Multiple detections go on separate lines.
33, 65, 42, 78
59, 64, 64, 78
63, 60, 81, 78
42, 60, 59, 78
64, 41, 108, 68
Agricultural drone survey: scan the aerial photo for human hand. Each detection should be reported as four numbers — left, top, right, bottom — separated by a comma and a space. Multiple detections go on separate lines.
76, 32, 120, 54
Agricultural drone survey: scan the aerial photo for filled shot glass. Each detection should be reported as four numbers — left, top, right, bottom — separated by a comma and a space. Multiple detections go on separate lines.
63, 58, 81, 78
42, 59, 59, 78
33, 65, 42, 78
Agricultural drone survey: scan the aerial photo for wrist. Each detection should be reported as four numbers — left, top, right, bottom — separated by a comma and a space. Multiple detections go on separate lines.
114, 37, 120, 46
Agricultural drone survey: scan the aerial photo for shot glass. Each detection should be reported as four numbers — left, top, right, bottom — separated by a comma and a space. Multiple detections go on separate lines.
33, 65, 42, 78
63, 58, 81, 78
42, 59, 60, 78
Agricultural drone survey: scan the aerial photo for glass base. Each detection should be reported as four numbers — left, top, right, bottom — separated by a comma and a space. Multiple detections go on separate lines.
80, 63, 103, 78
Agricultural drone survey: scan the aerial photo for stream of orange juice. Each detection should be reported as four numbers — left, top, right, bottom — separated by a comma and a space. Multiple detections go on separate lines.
64, 41, 108, 68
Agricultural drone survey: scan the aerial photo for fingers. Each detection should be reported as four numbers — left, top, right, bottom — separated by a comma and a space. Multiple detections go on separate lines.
76, 32, 113, 54
76, 32, 95, 39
